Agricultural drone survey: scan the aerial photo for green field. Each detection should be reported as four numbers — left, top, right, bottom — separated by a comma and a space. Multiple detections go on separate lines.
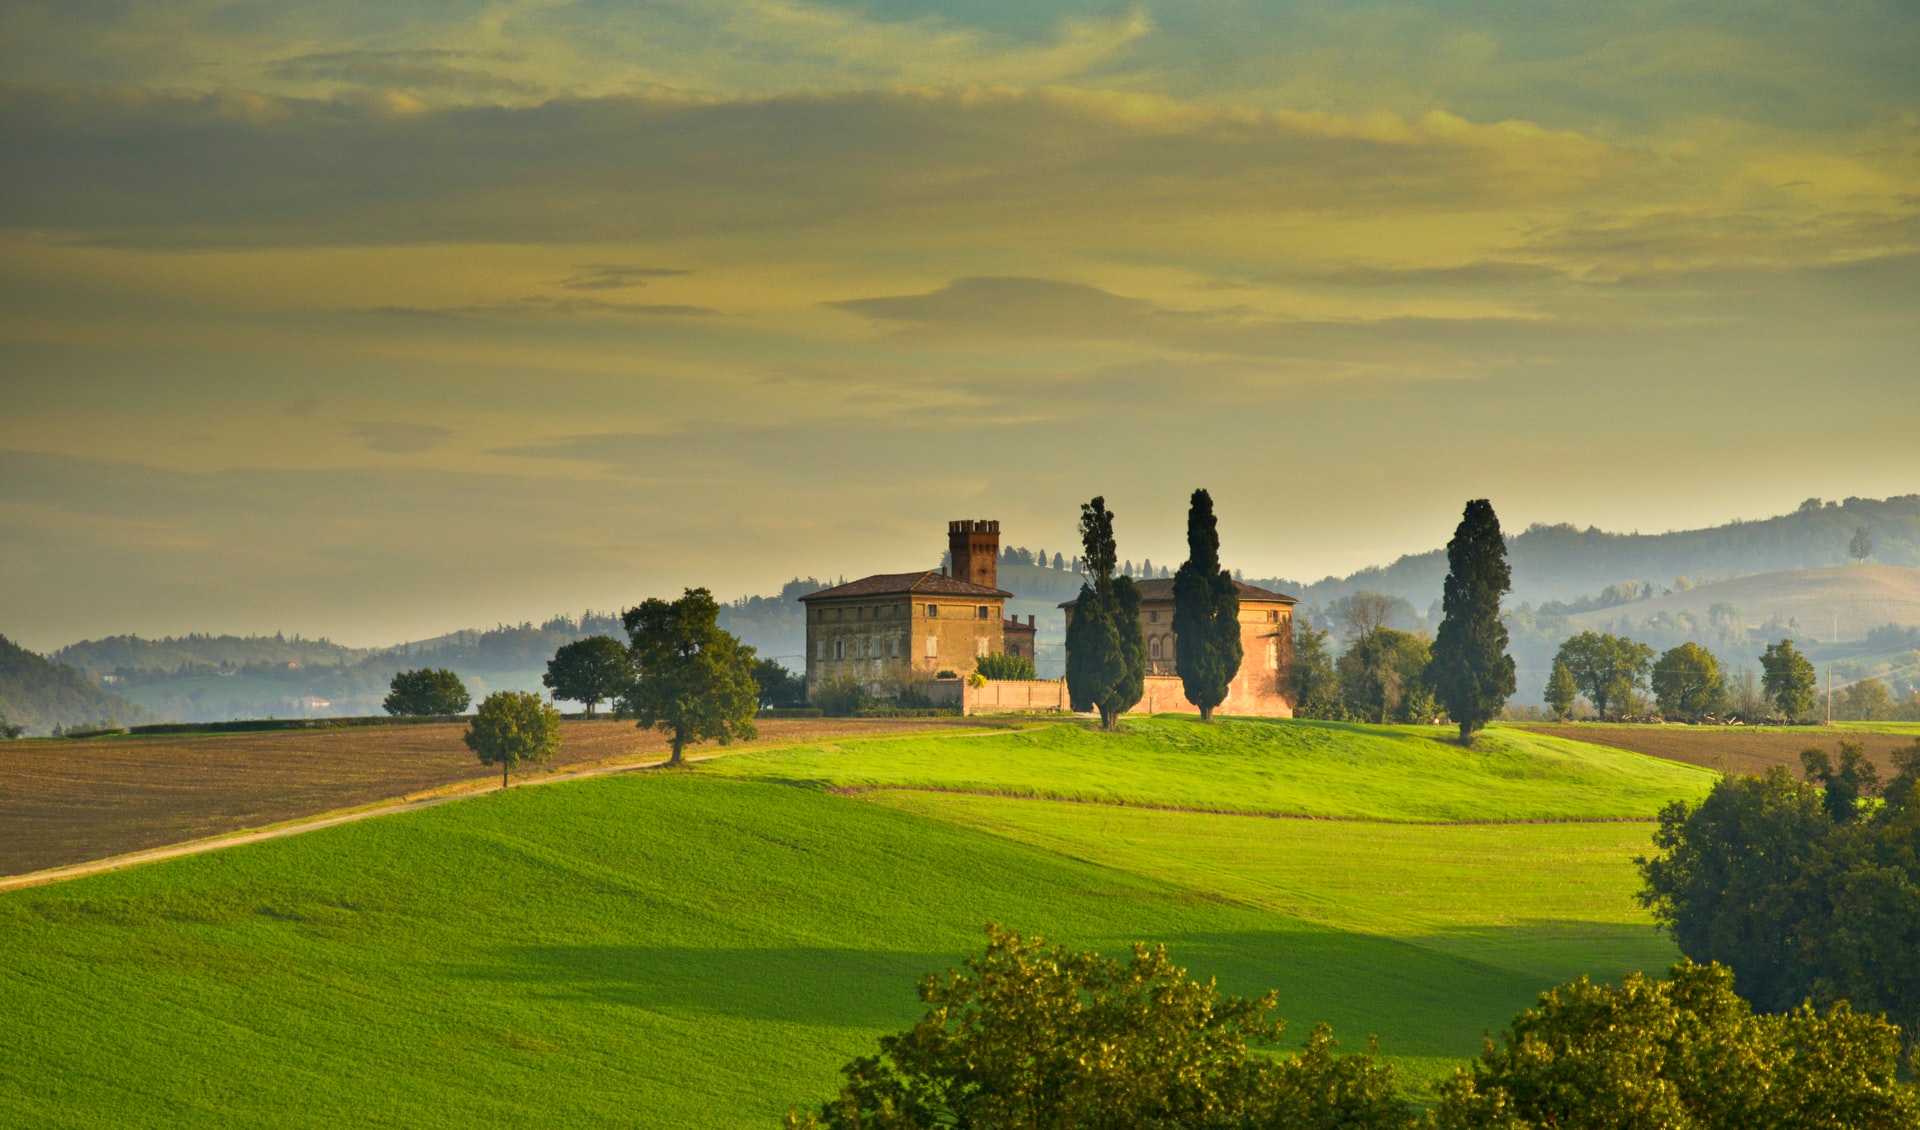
1, 718, 1714, 1126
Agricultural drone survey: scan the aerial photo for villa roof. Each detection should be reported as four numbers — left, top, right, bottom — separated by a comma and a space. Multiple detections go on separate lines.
799, 571, 1013, 602
1056, 577, 1298, 608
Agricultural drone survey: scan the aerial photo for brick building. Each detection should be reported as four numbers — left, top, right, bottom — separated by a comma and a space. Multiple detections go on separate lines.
800, 520, 1015, 694
1060, 578, 1298, 717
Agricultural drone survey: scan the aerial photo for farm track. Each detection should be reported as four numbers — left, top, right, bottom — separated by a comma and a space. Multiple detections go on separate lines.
0, 717, 1000, 881
1515, 724, 1917, 778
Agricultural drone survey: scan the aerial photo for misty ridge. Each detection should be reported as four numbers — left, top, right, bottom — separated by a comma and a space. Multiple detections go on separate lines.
13, 494, 1920, 733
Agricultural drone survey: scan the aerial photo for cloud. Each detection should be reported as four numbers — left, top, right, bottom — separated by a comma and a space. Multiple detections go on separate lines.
560, 264, 692, 291
360, 297, 714, 319
349, 421, 452, 454
830, 276, 1158, 337
267, 49, 543, 96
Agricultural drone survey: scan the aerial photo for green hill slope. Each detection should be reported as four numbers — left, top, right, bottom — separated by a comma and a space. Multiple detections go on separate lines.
0, 634, 157, 736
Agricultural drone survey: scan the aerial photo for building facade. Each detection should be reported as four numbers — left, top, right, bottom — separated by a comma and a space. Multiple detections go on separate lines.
1060, 578, 1298, 717
799, 520, 1016, 694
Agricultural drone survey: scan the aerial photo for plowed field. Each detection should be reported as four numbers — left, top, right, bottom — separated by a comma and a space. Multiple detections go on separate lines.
1516, 724, 1917, 779
0, 717, 992, 877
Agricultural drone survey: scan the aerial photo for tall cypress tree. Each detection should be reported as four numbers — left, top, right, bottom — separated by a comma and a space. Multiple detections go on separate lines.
1427, 498, 1517, 745
1065, 496, 1145, 730
1171, 489, 1242, 722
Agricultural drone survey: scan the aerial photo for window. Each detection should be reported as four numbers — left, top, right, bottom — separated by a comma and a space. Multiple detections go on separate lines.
890, 636, 900, 658
925, 637, 939, 658
835, 607, 844, 621
1267, 610, 1279, 623
1266, 640, 1279, 669
976, 637, 989, 657
834, 639, 845, 660
927, 604, 939, 618
815, 639, 824, 660
977, 605, 989, 620
1150, 637, 1162, 660
1149, 610, 1159, 623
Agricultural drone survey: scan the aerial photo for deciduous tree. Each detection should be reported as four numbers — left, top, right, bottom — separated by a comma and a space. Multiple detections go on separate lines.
382, 667, 471, 716
1171, 488, 1242, 722
618, 588, 760, 767
1651, 642, 1727, 722
1552, 631, 1653, 720
1427, 499, 1516, 744
1760, 637, 1818, 720
541, 635, 631, 717
1851, 523, 1873, 563
463, 689, 561, 789
1544, 660, 1577, 721
789, 925, 1414, 1130
751, 658, 807, 709
1291, 617, 1344, 720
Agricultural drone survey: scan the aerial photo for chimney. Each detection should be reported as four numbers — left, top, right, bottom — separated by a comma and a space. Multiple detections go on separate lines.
1028, 615, 1035, 627
948, 519, 1000, 590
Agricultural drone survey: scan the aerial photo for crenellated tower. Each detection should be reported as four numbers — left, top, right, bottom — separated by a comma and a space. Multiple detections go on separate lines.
947, 519, 1000, 590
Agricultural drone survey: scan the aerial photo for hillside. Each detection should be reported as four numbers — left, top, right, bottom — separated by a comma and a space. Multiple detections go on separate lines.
0, 635, 157, 736
0, 720, 1707, 1124
1564, 565, 1920, 644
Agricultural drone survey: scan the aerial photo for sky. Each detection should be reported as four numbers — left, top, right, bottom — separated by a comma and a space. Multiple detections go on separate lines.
2, 1, 1917, 651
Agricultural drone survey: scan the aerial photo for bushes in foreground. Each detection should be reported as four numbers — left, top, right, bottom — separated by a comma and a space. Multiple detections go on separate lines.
790, 928, 1916, 1129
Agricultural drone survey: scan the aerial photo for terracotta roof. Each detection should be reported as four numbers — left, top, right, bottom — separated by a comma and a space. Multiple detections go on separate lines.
1057, 576, 1298, 608
799, 571, 1013, 601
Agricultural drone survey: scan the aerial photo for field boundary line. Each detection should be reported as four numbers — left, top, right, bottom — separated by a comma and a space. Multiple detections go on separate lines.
837, 784, 1664, 826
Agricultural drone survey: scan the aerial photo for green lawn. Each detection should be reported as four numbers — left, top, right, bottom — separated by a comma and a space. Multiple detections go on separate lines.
707, 716, 1718, 821
0, 720, 1708, 1126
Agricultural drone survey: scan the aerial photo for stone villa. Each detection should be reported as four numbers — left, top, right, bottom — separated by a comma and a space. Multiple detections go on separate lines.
1059, 578, 1298, 717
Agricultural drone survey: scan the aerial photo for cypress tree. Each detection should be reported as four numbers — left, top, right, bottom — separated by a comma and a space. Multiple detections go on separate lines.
1064, 496, 1145, 730
1171, 488, 1242, 722
1427, 499, 1517, 745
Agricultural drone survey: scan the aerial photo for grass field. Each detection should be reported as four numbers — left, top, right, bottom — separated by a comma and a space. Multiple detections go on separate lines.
706, 716, 1718, 821
0, 717, 994, 877
1513, 722, 1920, 779
0, 718, 1712, 1126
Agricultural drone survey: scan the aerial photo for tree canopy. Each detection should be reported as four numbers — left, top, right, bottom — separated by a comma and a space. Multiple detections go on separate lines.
541, 635, 632, 717
1426, 500, 1516, 744
1171, 488, 1242, 722
1338, 628, 1434, 724
1544, 660, 1577, 721
1064, 496, 1146, 729
618, 588, 760, 767
382, 667, 471, 716
789, 925, 1413, 1130
462, 690, 561, 789
1851, 523, 1873, 563
1290, 617, 1344, 720
1759, 637, 1818, 720
1551, 631, 1653, 720
1650, 642, 1727, 722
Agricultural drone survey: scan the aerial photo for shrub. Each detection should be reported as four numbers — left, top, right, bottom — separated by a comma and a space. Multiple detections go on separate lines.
974, 651, 1037, 681
810, 674, 876, 717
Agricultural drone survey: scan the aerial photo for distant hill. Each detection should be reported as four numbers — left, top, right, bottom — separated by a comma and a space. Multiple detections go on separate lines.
0, 635, 159, 735
1564, 565, 1920, 645
1254, 494, 1920, 630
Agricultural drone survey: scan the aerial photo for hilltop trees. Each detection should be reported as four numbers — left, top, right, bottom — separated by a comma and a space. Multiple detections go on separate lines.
1552, 631, 1654, 720
1065, 496, 1146, 729
1171, 489, 1242, 722
1650, 642, 1727, 722
619, 588, 760, 767
541, 635, 631, 716
1427, 499, 1516, 744
463, 690, 561, 788
789, 926, 1414, 1130
382, 667, 471, 716
1760, 638, 1818, 720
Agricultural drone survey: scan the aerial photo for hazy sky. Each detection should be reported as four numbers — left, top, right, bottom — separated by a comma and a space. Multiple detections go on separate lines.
3, 1, 1917, 651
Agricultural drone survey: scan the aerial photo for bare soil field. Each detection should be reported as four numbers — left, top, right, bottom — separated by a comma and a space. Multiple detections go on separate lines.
1517, 723, 1918, 780
0, 717, 994, 877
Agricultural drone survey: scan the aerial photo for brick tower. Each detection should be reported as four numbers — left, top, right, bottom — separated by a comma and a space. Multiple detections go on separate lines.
948, 519, 1000, 589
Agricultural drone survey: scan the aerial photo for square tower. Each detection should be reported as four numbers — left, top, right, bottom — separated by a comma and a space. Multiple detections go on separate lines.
948, 519, 1000, 590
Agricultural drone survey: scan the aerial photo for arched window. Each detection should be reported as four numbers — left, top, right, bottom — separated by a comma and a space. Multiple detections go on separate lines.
1149, 637, 1162, 660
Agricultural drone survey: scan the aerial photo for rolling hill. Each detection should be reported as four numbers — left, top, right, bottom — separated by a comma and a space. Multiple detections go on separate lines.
1564, 564, 1920, 645
0, 634, 157, 736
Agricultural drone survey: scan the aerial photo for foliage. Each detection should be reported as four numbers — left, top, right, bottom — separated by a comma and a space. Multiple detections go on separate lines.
1551, 632, 1654, 720
1838, 677, 1894, 721
382, 667, 471, 716
1543, 662, 1577, 721
1430, 960, 1919, 1129
811, 674, 877, 717
788, 925, 1414, 1130
1650, 643, 1727, 723
0, 708, 22, 739
1427, 499, 1518, 744
462, 690, 562, 788
1851, 523, 1873, 563
1171, 489, 1243, 722
974, 651, 1037, 681
0, 633, 158, 736
1291, 618, 1346, 720
541, 635, 632, 716
752, 658, 809, 709
1638, 742, 1920, 1055
1759, 638, 1818, 720
617, 587, 760, 766
1064, 497, 1146, 729
1338, 629, 1435, 724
